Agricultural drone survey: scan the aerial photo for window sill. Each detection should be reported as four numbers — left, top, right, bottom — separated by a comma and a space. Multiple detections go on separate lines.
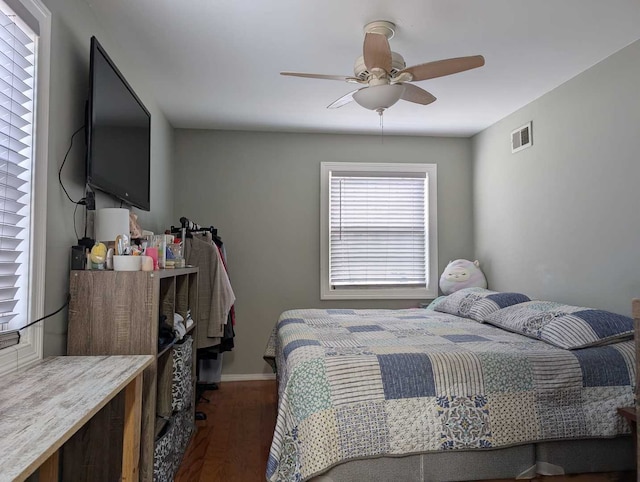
321, 286, 437, 300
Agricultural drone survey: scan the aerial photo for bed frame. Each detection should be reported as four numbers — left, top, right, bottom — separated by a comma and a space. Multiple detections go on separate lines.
310, 437, 634, 481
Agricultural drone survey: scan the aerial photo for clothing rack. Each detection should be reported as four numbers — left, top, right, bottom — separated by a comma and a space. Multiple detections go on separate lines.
170, 216, 220, 246
170, 216, 228, 414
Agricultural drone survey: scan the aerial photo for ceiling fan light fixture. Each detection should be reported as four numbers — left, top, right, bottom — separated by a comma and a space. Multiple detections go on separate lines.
282, 20, 485, 115
353, 84, 405, 111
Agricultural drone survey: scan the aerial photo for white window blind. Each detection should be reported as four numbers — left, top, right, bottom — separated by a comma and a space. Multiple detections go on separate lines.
0, 4, 34, 333
329, 173, 427, 288
321, 162, 437, 300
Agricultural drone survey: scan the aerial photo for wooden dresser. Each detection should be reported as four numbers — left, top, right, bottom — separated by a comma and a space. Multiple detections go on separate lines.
65, 268, 198, 482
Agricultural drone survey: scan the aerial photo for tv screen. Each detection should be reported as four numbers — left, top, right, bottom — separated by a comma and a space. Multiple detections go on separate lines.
87, 36, 151, 211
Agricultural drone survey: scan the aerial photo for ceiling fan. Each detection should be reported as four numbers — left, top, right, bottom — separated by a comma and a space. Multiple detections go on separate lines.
281, 20, 485, 115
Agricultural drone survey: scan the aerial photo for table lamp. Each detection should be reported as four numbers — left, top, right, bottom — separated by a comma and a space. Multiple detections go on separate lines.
95, 208, 130, 244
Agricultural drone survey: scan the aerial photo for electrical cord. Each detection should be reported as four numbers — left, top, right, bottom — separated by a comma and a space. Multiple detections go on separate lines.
73, 201, 80, 240
84, 186, 94, 238
18, 294, 71, 332
58, 125, 86, 206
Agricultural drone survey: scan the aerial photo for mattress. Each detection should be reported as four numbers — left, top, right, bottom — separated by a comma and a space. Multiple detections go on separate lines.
264, 308, 635, 482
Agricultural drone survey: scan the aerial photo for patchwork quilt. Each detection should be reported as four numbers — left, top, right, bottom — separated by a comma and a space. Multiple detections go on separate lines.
263, 308, 635, 482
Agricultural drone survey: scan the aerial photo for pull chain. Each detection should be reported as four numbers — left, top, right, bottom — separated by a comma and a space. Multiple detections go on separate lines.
377, 108, 384, 144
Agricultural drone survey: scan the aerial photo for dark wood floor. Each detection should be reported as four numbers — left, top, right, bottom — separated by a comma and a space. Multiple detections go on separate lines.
175, 380, 634, 482
175, 380, 277, 482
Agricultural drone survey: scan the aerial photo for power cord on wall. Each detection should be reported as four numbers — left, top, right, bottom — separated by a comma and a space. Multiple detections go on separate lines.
19, 294, 71, 332
59, 125, 87, 206
0, 294, 71, 350
58, 125, 96, 244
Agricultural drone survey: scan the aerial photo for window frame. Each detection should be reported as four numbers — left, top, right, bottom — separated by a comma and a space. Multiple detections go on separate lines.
0, 0, 50, 376
320, 162, 438, 300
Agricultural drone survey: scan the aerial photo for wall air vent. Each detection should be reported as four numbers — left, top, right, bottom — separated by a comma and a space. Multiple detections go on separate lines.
511, 122, 532, 153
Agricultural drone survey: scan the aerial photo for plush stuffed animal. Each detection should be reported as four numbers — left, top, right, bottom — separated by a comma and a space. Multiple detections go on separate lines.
439, 259, 487, 295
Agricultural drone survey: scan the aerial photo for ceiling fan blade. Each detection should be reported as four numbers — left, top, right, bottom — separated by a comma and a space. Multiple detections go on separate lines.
327, 89, 359, 109
400, 55, 485, 81
281, 72, 361, 83
363, 33, 392, 72
400, 84, 436, 105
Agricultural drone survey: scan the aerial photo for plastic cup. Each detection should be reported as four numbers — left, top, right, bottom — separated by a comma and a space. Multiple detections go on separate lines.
145, 247, 158, 270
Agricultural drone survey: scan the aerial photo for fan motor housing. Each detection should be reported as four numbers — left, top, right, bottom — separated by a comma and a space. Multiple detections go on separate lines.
354, 52, 406, 81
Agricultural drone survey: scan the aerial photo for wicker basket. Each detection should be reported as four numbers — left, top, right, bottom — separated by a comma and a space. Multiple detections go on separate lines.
153, 418, 176, 482
171, 336, 193, 411
174, 406, 195, 462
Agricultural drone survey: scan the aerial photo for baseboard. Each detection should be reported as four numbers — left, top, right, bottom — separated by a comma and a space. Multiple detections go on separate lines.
220, 373, 276, 382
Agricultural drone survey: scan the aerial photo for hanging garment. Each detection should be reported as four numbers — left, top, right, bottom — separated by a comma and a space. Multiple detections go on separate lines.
185, 235, 235, 349
215, 244, 235, 326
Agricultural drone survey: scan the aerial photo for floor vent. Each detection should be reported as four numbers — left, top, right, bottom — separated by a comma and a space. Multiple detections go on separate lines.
511, 122, 532, 153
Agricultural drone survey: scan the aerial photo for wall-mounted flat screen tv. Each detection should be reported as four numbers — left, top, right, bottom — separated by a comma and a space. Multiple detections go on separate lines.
86, 36, 151, 211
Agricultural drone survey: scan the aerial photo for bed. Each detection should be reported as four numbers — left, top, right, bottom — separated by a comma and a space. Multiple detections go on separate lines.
263, 288, 636, 482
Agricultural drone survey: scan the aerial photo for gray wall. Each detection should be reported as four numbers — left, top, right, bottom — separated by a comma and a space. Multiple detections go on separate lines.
174, 130, 473, 375
472, 39, 640, 316
41, 0, 175, 355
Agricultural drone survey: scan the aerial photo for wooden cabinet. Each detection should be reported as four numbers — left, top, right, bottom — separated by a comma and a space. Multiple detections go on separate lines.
66, 267, 198, 482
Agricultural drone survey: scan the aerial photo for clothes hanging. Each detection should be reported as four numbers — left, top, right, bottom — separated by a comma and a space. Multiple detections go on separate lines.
185, 235, 235, 349
215, 243, 235, 327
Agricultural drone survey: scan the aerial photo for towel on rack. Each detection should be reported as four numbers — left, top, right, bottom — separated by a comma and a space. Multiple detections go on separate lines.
185, 236, 235, 349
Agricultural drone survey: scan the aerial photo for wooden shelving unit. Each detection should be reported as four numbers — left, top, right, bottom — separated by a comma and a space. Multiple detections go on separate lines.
65, 267, 198, 482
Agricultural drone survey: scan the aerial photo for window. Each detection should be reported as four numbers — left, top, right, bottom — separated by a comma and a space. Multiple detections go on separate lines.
0, 0, 50, 376
320, 162, 438, 300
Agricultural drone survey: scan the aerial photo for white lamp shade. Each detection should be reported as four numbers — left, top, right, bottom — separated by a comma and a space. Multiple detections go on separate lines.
95, 208, 130, 243
353, 84, 406, 111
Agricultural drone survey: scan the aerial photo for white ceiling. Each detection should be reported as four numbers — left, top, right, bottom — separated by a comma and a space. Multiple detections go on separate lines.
84, 0, 640, 137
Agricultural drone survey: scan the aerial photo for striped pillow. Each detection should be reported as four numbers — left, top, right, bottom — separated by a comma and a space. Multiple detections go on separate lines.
434, 287, 530, 322
483, 301, 634, 349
